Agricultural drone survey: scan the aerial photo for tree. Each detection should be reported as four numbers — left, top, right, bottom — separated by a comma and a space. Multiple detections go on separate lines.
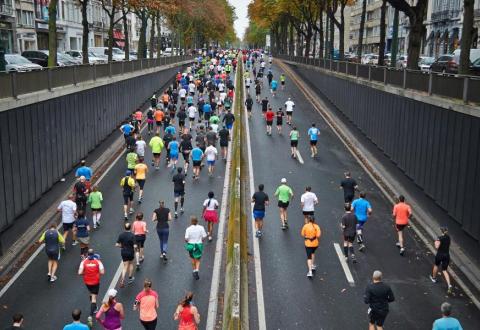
149, 13, 156, 58
327, 0, 353, 60
48, 0, 58, 67
459, 0, 475, 74
121, 0, 130, 60
357, 0, 366, 59
378, 0, 387, 66
101, 0, 121, 62
76, 0, 90, 64
387, 0, 428, 69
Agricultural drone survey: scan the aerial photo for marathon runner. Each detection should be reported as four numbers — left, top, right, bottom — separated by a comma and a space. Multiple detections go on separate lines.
284, 97, 295, 125
57, 194, 77, 246
218, 125, 230, 161
261, 96, 269, 117
340, 171, 358, 203
120, 171, 136, 220
300, 186, 318, 224
116, 222, 136, 287
270, 79, 278, 97
202, 191, 219, 241
274, 178, 294, 230
78, 248, 104, 324
280, 73, 286, 90
245, 94, 254, 118
134, 279, 159, 330
154, 108, 164, 134
392, 195, 412, 256
252, 184, 269, 238
152, 200, 171, 261
73, 209, 90, 259
168, 136, 180, 171
430, 226, 453, 294
351, 192, 372, 251
148, 133, 164, 170
341, 203, 358, 263
134, 157, 148, 203
146, 107, 155, 135
39, 224, 65, 283
301, 216, 321, 278
172, 167, 186, 218
289, 126, 299, 158
265, 107, 275, 136
136, 135, 147, 159
180, 133, 193, 175
184, 216, 207, 280
307, 123, 320, 158
132, 212, 148, 269
204, 144, 218, 176
222, 109, 235, 135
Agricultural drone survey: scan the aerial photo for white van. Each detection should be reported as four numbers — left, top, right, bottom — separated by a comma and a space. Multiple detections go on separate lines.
452, 48, 480, 64
88, 47, 126, 62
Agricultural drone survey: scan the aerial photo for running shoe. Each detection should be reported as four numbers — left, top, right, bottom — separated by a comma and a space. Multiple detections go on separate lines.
180, 208, 184, 214
175, 212, 178, 218
127, 277, 135, 284
447, 285, 453, 295
87, 316, 93, 328
351, 255, 357, 263
162, 252, 168, 261
129, 208, 134, 215
50, 275, 57, 282
312, 264, 317, 271
429, 275, 438, 283
396, 242, 401, 248
193, 271, 200, 280
359, 244, 365, 252
71, 240, 78, 246
208, 236, 213, 242
399, 248, 405, 256
307, 271, 313, 278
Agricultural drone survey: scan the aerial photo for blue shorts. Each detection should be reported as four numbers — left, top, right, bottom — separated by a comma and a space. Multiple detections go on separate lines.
226, 123, 233, 130
253, 210, 265, 220
207, 160, 215, 166
272, 87, 277, 91
356, 221, 366, 231
170, 152, 179, 160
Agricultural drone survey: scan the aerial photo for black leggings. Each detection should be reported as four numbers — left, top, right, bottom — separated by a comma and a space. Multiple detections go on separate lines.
141, 318, 157, 330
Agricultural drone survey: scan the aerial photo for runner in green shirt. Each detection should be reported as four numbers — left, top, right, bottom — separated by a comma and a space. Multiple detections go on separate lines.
289, 126, 299, 159
149, 133, 164, 169
274, 178, 294, 229
87, 186, 103, 229
126, 150, 138, 171
280, 73, 286, 90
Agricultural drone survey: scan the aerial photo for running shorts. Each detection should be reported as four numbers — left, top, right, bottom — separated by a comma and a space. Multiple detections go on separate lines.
305, 246, 318, 259
369, 310, 388, 327
170, 152, 179, 160
253, 210, 265, 220
207, 160, 215, 166
179, 120, 185, 127
276, 119, 283, 125
343, 235, 356, 243
156, 121, 162, 127
136, 179, 145, 189
266, 121, 273, 126
153, 152, 161, 158
204, 113, 211, 121
135, 234, 146, 248
174, 190, 185, 197
63, 222, 74, 231
281, 81, 285, 85
46, 250, 59, 261
182, 153, 190, 162
91, 208, 102, 212
123, 193, 134, 205
86, 283, 100, 295
121, 252, 134, 262
395, 224, 407, 232
286, 111, 293, 117
278, 201, 289, 209
226, 123, 233, 130
302, 211, 314, 216
193, 160, 201, 167
434, 254, 450, 271
310, 140, 318, 146
290, 140, 298, 147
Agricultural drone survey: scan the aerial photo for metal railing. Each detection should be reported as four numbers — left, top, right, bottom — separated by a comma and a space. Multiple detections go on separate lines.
277, 54, 480, 105
0, 55, 193, 99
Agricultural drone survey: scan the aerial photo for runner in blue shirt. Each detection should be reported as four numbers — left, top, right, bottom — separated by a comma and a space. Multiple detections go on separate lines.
270, 79, 278, 97
73, 210, 90, 259
351, 192, 372, 251
191, 146, 204, 180
432, 302, 463, 330
203, 102, 212, 125
168, 136, 180, 171
186, 94, 194, 106
75, 160, 93, 181
63, 308, 89, 330
120, 121, 134, 139
165, 124, 176, 136
307, 123, 320, 158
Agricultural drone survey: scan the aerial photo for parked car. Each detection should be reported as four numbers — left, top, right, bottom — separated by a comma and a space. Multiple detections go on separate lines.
4, 54, 43, 72
88, 52, 108, 64
396, 55, 408, 69
470, 57, 480, 75
64, 50, 83, 62
61, 53, 82, 65
361, 54, 374, 65
430, 54, 458, 74
418, 56, 435, 72
163, 47, 173, 56
22, 50, 75, 67
452, 48, 480, 66
88, 47, 126, 61
368, 54, 379, 65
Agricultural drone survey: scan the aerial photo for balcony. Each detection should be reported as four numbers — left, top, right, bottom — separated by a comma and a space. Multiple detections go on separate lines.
0, 3, 14, 16
431, 9, 461, 23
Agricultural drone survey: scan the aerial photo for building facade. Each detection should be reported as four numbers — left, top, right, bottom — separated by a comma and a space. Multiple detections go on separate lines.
0, 0, 16, 53
350, 0, 388, 54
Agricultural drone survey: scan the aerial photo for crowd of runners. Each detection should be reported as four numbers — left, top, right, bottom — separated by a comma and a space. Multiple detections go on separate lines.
2, 50, 465, 330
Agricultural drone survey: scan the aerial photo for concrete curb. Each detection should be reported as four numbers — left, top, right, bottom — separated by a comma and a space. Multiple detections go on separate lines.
278, 59, 480, 311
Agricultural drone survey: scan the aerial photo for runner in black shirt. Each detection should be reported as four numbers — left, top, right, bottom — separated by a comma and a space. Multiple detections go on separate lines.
152, 201, 171, 260
341, 203, 358, 263
180, 137, 193, 175
255, 82, 262, 103
177, 109, 187, 132
340, 171, 358, 203
430, 227, 453, 294
116, 222, 137, 287
172, 168, 186, 218
261, 97, 269, 116
146, 107, 155, 135
252, 184, 269, 237
364, 271, 395, 329
218, 126, 230, 160
245, 94, 254, 118
276, 108, 284, 134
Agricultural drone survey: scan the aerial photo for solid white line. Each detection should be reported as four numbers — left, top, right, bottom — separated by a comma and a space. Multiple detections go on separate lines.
101, 261, 124, 302
205, 69, 237, 329
295, 150, 304, 164
244, 70, 267, 330
0, 124, 136, 299
333, 243, 355, 287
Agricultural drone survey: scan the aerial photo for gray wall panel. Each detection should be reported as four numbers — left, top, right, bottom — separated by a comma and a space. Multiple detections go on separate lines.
0, 112, 12, 227
8, 111, 22, 218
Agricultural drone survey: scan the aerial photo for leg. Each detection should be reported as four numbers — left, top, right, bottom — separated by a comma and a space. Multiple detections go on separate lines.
442, 270, 452, 287
432, 265, 438, 278
398, 230, 404, 248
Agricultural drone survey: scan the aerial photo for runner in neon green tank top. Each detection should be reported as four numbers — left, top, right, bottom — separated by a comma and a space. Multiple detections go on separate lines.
275, 178, 294, 230
290, 126, 299, 159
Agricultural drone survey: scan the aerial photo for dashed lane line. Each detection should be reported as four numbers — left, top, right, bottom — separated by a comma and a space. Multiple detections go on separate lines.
333, 243, 355, 287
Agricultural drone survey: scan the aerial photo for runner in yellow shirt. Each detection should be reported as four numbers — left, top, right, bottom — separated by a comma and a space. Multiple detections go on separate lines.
134, 157, 148, 203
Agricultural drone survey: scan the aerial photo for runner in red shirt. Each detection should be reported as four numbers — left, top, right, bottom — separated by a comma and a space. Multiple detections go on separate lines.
265, 107, 275, 136
392, 195, 412, 256
78, 248, 105, 324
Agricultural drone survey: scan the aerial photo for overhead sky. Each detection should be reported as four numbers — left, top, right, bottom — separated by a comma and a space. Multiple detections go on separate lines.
229, 0, 250, 40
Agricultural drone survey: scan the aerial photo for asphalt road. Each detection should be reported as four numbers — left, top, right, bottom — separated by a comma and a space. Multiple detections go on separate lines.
246, 61, 480, 329
0, 81, 230, 329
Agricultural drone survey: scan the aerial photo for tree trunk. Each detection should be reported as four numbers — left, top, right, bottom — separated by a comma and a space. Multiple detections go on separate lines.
156, 12, 162, 54
48, 0, 58, 67
406, 12, 426, 69
81, 0, 89, 64
378, 0, 387, 66
329, 13, 334, 59
149, 14, 156, 59
107, 13, 114, 62
289, 23, 294, 55
122, 7, 129, 60
325, 13, 329, 58
338, 3, 346, 60
319, 9, 324, 59
459, 0, 474, 74
296, 27, 302, 56
390, 9, 399, 67
138, 11, 148, 59
304, 25, 313, 57
312, 28, 317, 58
357, 0, 366, 59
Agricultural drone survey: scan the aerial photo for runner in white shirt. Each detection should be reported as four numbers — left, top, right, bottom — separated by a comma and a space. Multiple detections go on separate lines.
188, 82, 196, 95
217, 82, 225, 93
188, 105, 197, 128
179, 88, 187, 103
300, 186, 319, 223
184, 216, 207, 280
202, 191, 219, 241
57, 194, 78, 245
284, 97, 295, 125
135, 136, 147, 157
204, 145, 218, 176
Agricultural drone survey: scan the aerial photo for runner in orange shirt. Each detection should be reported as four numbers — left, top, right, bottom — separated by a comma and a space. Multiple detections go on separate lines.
154, 108, 164, 134
134, 157, 148, 203
392, 195, 412, 256
301, 216, 321, 278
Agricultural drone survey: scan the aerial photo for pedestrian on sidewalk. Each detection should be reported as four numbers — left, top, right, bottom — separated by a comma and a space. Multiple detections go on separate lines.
95, 289, 124, 330
300, 186, 318, 224
351, 192, 372, 252
134, 279, 159, 330
432, 302, 463, 330
73, 209, 90, 259
252, 184, 269, 238
341, 203, 358, 263
133, 212, 148, 269
152, 201, 172, 261
202, 191, 219, 241
88, 185, 103, 229
57, 194, 77, 246
173, 292, 201, 330
364, 270, 395, 330
63, 309, 88, 330
340, 171, 358, 203
39, 223, 65, 283
430, 226, 453, 294
78, 249, 105, 324
392, 195, 412, 256
301, 216, 321, 278
274, 178, 294, 230
289, 127, 299, 159
116, 222, 136, 288
185, 216, 207, 280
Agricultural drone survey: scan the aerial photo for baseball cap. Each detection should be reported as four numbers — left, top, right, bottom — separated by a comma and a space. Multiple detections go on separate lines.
107, 288, 117, 297
125, 170, 132, 176
281, 178, 287, 183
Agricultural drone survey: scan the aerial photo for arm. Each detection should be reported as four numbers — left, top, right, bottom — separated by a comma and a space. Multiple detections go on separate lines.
173, 305, 181, 320
363, 286, 371, 305
434, 239, 440, 250
117, 303, 125, 319
387, 287, 395, 303
38, 232, 45, 244
192, 306, 201, 324
168, 211, 172, 221
152, 212, 157, 222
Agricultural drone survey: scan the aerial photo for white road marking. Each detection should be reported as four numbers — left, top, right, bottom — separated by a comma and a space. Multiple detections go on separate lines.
101, 261, 124, 302
0, 135, 129, 299
206, 70, 236, 329
295, 150, 304, 164
244, 70, 267, 330
333, 243, 355, 287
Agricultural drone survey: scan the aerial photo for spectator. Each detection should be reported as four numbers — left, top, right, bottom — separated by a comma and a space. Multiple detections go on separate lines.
432, 302, 463, 330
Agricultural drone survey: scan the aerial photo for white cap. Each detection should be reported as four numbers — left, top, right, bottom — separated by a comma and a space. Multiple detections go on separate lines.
107, 288, 117, 297
281, 178, 287, 183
